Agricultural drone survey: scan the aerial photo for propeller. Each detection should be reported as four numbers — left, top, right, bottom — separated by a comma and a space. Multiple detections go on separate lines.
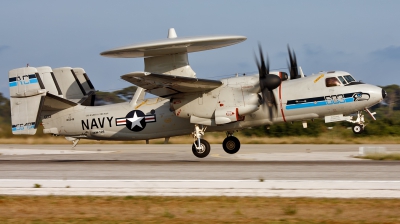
255, 44, 281, 122
287, 45, 300, 80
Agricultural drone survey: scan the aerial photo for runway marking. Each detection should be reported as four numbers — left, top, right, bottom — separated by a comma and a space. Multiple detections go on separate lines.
2, 179, 400, 198
2, 179, 400, 183
0, 149, 115, 155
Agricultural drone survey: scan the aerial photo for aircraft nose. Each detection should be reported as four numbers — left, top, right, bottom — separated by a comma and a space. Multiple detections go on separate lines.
382, 89, 387, 99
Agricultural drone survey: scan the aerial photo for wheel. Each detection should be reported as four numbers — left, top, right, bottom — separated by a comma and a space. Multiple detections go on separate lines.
352, 124, 364, 134
192, 139, 211, 158
222, 136, 241, 154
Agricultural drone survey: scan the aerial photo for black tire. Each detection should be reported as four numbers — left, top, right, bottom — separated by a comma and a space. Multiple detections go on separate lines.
352, 124, 364, 134
192, 139, 211, 158
222, 136, 241, 154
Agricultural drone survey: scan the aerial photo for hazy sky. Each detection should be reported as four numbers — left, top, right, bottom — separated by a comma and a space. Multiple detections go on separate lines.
1, 1, 400, 97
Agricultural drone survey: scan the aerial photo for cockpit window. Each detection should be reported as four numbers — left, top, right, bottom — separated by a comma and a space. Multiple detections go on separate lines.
343, 75, 355, 83
338, 76, 347, 84
325, 77, 341, 87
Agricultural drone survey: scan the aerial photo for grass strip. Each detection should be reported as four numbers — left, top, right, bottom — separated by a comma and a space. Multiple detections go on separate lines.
0, 196, 399, 223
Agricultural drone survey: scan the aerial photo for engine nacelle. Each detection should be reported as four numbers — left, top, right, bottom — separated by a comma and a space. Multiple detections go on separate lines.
214, 104, 259, 124
170, 75, 261, 125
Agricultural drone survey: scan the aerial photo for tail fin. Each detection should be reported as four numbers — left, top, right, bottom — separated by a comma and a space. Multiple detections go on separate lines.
9, 67, 80, 135
36, 66, 63, 97
52, 67, 86, 102
71, 68, 96, 106
9, 67, 46, 135
8, 66, 96, 135
50, 67, 96, 105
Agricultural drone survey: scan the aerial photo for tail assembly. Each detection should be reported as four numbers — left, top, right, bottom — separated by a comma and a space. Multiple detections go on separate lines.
51, 67, 96, 105
8, 66, 95, 135
9, 67, 47, 134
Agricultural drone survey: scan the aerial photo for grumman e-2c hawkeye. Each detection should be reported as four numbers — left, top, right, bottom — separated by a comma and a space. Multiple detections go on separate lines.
8, 28, 386, 158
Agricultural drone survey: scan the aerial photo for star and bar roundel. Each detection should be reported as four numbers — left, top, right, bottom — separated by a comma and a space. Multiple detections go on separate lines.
115, 110, 156, 132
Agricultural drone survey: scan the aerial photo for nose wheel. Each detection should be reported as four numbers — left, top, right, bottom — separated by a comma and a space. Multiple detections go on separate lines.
192, 139, 210, 158
191, 124, 210, 158
352, 124, 364, 134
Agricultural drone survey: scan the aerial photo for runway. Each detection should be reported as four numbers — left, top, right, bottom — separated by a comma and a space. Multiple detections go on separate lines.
0, 144, 399, 198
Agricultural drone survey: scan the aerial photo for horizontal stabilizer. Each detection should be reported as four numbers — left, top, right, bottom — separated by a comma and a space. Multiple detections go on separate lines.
121, 72, 222, 97
43, 93, 77, 111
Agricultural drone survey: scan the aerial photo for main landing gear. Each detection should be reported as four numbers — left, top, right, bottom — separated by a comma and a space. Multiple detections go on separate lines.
347, 109, 376, 134
191, 125, 242, 158
222, 131, 241, 154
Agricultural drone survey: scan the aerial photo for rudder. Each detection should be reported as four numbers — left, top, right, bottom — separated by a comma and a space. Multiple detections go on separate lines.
9, 67, 46, 135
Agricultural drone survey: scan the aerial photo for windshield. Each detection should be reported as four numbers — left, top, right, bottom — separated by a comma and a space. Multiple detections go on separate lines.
338, 76, 347, 84
343, 75, 355, 83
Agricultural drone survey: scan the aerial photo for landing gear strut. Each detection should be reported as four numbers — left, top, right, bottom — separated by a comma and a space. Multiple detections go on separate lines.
222, 131, 241, 154
347, 109, 376, 134
191, 124, 210, 158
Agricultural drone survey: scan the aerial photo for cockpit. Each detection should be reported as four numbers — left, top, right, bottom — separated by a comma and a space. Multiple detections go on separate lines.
325, 72, 361, 87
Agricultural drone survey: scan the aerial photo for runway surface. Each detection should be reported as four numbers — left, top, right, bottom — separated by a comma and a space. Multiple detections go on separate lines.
0, 144, 399, 198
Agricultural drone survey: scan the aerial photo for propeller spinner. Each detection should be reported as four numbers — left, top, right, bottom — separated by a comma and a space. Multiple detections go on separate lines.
255, 45, 281, 122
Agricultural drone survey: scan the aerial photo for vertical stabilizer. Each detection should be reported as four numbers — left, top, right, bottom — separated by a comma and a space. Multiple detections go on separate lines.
52, 67, 86, 102
9, 67, 45, 97
9, 67, 46, 135
36, 66, 62, 97
72, 68, 96, 106
72, 68, 95, 93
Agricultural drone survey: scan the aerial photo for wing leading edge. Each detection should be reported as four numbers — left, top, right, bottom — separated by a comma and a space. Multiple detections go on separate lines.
121, 72, 222, 97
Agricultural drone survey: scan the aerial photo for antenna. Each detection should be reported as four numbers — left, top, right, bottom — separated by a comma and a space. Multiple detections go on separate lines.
299, 66, 305, 78
168, 28, 177, 39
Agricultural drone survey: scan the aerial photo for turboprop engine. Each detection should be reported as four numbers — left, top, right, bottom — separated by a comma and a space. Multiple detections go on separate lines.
170, 75, 261, 125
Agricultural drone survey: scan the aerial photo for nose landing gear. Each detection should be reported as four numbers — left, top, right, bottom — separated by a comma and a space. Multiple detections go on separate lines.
348, 108, 376, 134
191, 124, 210, 158
192, 138, 210, 158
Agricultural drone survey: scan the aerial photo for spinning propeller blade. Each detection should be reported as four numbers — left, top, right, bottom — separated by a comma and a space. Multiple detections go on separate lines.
255, 44, 281, 122
287, 45, 300, 80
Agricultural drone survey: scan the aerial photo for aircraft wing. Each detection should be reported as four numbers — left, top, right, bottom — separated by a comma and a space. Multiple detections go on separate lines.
121, 72, 223, 97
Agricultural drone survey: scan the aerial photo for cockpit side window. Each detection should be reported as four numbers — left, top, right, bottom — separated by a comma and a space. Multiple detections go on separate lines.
338, 76, 347, 84
325, 77, 341, 87
343, 75, 355, 83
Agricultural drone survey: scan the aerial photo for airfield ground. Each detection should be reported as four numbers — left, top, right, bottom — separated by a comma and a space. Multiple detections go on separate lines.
0, 196, 400, 224
0, 143, 399, 223
2, 132, 400, 144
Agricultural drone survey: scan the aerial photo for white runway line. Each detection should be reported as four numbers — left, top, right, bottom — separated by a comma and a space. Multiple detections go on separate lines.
234, 152, 361, 161
0, 149, 114, 155
1, 179, 400, 198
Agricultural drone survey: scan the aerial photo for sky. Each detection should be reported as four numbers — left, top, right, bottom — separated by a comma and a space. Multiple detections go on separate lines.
1, 1, 400, 97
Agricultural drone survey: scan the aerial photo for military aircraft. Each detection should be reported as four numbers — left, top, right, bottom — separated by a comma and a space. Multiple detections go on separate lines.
8, 28, 386, 158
